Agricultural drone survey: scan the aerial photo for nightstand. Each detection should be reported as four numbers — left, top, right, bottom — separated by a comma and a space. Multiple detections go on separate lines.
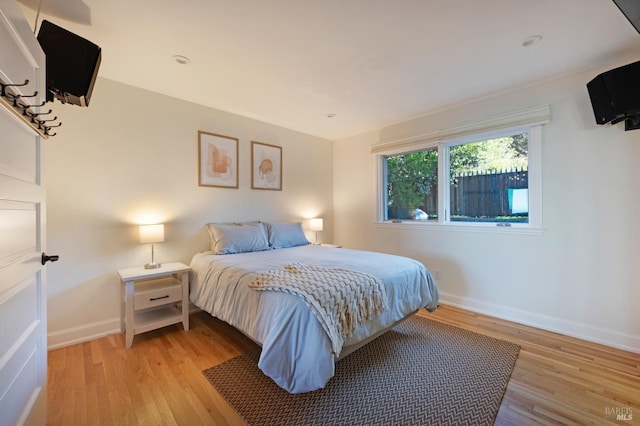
117, 262, 191, 348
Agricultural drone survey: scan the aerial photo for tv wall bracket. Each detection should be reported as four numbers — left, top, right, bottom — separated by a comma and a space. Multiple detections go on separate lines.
611, 113, 640, 131
624, 114, 640, 131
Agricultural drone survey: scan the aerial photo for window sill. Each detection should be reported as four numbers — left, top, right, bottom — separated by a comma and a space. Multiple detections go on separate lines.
375, 220, 546, 236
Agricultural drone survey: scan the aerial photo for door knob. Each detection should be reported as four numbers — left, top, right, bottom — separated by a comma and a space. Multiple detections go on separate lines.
41, 252, 60, 265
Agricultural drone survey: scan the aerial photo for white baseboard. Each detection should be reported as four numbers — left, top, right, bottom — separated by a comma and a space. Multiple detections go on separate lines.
48, 298, 639, 354
47, 317, 121, 350
47, 303, 202, 350
439, 292, 640, 354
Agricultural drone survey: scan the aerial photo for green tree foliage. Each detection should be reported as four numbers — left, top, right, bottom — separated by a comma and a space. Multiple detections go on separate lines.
449, 143, 481, 177
450, 135, 528, 176
386, 149, 437, 219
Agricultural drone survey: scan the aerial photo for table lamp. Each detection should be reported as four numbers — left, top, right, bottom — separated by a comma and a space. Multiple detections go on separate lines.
309, 218, 323, 244
139, 224, 164, 269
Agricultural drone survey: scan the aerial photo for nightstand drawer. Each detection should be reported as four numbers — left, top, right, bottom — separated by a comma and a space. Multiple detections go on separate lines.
134, 277, 182, 310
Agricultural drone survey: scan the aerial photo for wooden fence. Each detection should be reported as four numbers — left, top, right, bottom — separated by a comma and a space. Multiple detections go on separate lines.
450, 168, 528, 218
417, 168, 528, 219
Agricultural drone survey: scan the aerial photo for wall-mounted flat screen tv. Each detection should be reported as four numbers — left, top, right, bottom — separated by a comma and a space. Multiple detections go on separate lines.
613, 0, 640, 34
37, 20, 101, 107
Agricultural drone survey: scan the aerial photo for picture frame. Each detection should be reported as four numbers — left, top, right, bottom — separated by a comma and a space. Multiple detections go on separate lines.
251, 141, 282, 190
198, 131, 239, 188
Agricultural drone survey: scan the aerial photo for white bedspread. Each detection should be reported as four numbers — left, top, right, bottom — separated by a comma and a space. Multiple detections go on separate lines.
190, 244, 439, 393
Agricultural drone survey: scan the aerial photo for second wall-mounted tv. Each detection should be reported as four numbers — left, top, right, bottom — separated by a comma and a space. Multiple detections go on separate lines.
613, 0, 640, 34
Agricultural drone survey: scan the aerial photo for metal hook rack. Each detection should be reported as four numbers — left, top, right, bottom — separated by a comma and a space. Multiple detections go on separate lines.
0, 78, 62, 138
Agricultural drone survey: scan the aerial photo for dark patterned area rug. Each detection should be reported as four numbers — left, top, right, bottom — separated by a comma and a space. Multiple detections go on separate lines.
203, 315, 520, 426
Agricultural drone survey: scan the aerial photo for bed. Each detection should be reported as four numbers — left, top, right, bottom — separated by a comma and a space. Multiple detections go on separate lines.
190, 221, 440, 393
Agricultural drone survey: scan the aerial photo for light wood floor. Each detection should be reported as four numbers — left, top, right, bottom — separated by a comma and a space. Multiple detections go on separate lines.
47, 305, 640, 425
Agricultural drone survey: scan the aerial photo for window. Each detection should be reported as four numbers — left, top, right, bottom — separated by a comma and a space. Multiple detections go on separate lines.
385, 147, 438, 221
446, 129, 529, 224
380, 124, 543, 231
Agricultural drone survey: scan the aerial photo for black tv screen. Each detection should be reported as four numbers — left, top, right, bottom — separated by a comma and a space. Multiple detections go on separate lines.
37, 20, 101, 107
613, 0, 640, 34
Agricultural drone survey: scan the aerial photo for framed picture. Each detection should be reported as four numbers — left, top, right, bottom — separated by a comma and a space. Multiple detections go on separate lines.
198, 131, 239, 188
251, 141, 282, 190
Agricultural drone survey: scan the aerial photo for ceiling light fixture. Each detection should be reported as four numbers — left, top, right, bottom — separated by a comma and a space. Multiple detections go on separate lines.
522, 35, 543, 47
173, 55, 191, 65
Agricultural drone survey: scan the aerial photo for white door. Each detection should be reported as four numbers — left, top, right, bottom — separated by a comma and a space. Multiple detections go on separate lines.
0, 0, 49, 424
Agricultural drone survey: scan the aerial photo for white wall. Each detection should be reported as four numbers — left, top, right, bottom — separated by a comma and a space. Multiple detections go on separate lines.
45, 61, 640, 353
46, 77, 333, 348
334, 61, 640, 353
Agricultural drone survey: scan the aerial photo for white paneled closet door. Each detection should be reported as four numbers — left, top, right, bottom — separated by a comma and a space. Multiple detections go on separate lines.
0, 0, 49, 424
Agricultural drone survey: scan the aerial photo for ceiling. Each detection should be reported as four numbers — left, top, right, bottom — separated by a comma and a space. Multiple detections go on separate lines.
17, 0, 640, 140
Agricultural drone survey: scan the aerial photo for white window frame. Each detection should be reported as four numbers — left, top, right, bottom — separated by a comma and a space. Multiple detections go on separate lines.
376, 122, 545, 235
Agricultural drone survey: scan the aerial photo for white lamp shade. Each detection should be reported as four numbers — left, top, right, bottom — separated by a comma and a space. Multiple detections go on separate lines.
139, 224, 165, 244
309, 218, 323, 232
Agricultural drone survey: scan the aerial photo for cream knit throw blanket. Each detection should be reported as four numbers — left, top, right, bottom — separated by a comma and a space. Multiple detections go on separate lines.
250, 263, 388, 355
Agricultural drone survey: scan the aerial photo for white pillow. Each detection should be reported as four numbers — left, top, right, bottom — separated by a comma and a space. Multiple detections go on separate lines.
207, 222, 270, 254
265, 222, 310, 249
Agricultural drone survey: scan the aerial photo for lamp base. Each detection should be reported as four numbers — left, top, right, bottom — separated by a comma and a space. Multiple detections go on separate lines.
144, 262, 161, 269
